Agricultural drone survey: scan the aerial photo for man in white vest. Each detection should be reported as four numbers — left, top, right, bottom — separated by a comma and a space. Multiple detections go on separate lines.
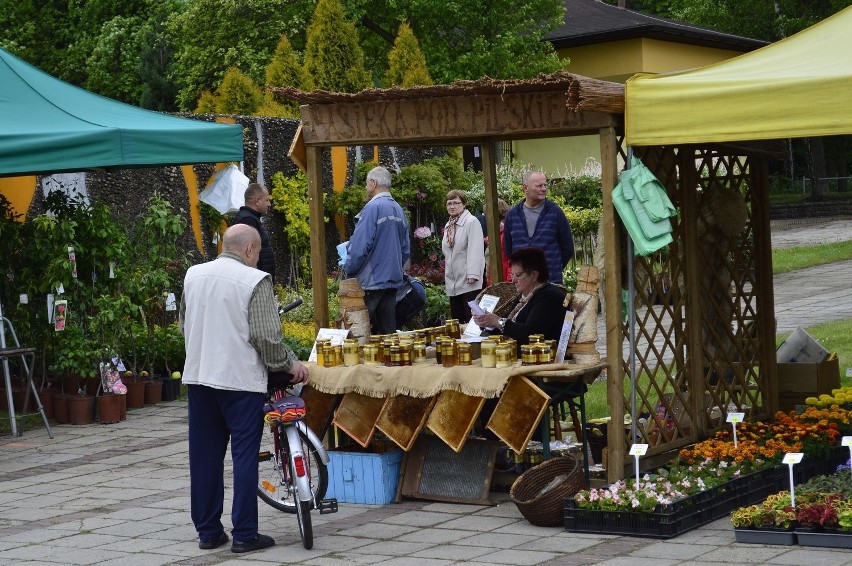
180, 224, 308, 554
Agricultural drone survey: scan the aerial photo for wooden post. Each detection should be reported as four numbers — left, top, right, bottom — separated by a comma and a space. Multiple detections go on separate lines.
481, 142, 503, 284
751, 158, 778, 414
680, 147, 707, 437
307, 146, 329, 332
600, 127, 625, 483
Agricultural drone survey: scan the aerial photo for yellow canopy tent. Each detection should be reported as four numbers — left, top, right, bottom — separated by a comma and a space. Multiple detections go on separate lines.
625, 6, 852, 145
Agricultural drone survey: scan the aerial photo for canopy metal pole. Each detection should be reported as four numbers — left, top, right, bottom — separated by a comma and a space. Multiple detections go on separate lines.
625, 147, 638, 446
0, 300, 19, 437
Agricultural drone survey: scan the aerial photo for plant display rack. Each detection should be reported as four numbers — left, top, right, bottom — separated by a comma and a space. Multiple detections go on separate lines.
565, 447, 849, 539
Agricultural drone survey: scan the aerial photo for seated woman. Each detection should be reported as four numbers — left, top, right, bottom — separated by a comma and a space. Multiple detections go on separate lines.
473, 247, 567, 354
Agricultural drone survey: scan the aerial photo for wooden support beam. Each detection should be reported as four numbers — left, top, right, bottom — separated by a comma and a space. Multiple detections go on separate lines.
680, 148, 707, 437
480, 143, 503, 284
299, 92, 615, 146
752, 158, 778, 414
600, 126, 625, 483
307, 146, 329, 332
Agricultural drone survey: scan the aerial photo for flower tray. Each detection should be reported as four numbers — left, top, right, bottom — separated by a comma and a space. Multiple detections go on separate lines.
795, 530, 852, 549
564, 487, 719, 539
734, 528, 796, 546
726, 468, 781, 513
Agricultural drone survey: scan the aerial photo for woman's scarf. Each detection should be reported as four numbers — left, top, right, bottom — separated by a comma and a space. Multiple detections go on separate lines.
446, 212, 462, 248
507, 282, 546, 322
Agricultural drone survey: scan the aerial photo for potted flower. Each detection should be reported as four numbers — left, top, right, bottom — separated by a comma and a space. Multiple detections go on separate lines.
731, 492, 797, 545
49, 324, 99, 425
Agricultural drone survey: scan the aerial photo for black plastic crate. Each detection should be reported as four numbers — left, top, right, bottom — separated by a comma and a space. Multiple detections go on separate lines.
564, 486, 719, 539
727, 468, 781, 511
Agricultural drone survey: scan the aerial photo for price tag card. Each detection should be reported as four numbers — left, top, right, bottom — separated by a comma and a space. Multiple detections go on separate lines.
726, 412, 745, 423
782, 452, 804, 465
842, 436, 852, 447
629, 444, 649, 457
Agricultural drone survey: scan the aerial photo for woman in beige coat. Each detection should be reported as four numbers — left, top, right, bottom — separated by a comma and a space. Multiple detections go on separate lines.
441, 189, 485, 322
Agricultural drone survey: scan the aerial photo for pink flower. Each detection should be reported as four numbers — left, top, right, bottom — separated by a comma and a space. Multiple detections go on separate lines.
414, 226, 432, 239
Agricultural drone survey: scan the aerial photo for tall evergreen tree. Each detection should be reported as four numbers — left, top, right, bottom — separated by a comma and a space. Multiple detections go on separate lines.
214, 67, 264, 115
265, 35, 308, 116
384, 22, 433, 87
304, 0, 372, 92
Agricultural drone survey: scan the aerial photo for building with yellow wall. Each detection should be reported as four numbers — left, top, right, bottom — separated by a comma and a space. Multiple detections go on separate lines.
508, 0, 767, 176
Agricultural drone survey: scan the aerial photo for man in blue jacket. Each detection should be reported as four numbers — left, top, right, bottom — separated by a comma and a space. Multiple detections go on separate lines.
503, 170, 574, 285
344, 166, 410, 334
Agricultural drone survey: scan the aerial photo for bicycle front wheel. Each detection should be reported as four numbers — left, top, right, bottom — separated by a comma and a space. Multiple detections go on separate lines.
291, 459, 314, 550
257, 423, 328, 514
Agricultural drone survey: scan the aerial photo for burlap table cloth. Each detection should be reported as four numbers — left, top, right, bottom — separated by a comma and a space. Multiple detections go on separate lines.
305, 361, 591, 399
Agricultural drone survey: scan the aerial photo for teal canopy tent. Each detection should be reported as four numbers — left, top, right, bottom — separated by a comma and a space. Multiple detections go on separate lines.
0, 47, 243, 176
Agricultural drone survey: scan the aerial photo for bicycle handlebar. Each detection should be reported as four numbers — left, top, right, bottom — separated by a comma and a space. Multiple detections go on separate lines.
278, 297, 303, 316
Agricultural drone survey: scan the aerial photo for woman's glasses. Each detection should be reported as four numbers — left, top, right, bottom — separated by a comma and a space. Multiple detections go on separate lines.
510, 271, 529, 280
446, 200, 463, 207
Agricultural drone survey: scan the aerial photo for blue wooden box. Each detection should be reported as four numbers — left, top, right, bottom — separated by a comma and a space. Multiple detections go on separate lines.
326, 448, 404, 505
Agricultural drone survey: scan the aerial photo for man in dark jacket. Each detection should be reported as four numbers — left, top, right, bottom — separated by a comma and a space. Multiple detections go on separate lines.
232, 183, 275, 280
503, 171, 573, 285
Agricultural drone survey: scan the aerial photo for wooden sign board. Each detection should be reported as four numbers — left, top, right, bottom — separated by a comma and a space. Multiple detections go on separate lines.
425, 389, 485, 453
486, 375, 551, 455
375, 395, 437, 452
332, 392, 388, 448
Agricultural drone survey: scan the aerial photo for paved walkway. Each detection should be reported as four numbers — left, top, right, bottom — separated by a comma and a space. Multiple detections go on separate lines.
1, 218, 851, 565
3, 403, 852, 566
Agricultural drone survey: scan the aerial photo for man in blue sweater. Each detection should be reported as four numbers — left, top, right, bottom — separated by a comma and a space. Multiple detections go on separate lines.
344, 166, 410, 334
503, 170, 574, 285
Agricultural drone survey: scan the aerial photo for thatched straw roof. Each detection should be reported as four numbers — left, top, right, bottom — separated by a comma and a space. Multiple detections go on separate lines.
269, 71, 625, 114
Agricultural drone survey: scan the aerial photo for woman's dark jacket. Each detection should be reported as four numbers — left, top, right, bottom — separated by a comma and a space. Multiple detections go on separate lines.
492, 283, 568, 353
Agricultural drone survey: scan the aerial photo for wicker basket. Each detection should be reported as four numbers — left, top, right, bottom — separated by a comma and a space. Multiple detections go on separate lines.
510, 455, 584, 527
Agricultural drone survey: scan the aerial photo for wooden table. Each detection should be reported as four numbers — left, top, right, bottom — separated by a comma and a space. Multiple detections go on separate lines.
526, 362, 607, 484
305, 360, 607, 484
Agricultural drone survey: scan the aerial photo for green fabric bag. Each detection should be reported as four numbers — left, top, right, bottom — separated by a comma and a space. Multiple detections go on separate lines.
613, 156, 677, 256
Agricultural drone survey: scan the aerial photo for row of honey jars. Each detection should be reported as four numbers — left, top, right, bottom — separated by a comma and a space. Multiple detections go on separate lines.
521, 340, 556, 365
434, 338, 472, 367
480, 337, 517, 368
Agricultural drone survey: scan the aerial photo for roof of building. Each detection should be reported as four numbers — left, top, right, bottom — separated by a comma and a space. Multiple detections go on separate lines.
546, 0, 768, 51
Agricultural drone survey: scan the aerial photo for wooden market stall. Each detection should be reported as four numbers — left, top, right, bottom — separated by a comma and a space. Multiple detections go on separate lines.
275, 71, 783, 483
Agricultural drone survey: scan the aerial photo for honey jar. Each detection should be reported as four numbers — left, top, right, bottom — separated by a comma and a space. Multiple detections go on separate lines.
457, 342, 472, 366
445, 319, 461, 339
362, 343, 379, 366
480, 340, 497, 368
413, 342, 427, 363
343, 342, 360, 367
441, 339, 457, 368
495, 345, 512, 368
521, 344, 537, 365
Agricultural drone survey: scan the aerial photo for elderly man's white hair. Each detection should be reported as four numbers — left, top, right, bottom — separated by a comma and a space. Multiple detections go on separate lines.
222, 224, 260, 253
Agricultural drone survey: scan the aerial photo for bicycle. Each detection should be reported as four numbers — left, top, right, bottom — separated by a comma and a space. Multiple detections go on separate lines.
257, 298, 338, 549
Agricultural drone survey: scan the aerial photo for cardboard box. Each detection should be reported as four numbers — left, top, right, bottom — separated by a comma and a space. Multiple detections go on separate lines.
326, 447, 403, 505
776, 356, 840, 395
776, 326, 829, 363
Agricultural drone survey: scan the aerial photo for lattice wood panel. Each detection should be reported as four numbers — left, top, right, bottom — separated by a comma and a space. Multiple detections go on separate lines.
612, 141, 772, 459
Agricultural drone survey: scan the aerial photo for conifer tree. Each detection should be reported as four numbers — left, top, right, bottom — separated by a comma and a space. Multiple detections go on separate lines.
214, 67, 263, 115
265, 35, 308, 116
304, 0, 371, 92
384, 22, 433, 88
194, 90, 218, 114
